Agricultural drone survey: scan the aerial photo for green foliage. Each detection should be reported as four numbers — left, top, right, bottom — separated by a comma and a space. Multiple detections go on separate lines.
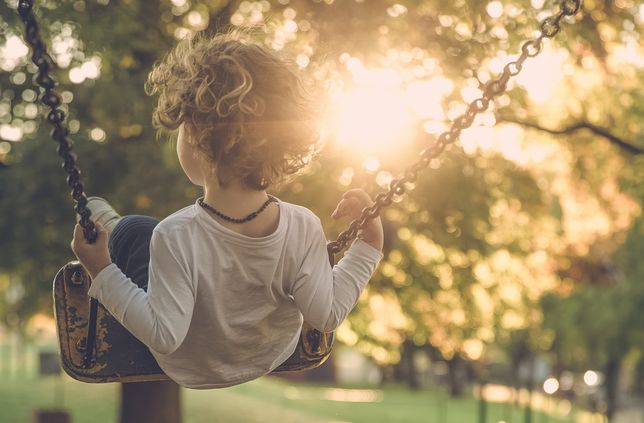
541, 216, 644, 366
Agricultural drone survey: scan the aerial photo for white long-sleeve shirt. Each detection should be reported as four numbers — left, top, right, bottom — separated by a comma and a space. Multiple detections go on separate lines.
88, 198, 382, 389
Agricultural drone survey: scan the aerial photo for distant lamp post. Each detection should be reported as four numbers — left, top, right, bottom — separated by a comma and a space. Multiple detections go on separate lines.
542, 377, 560, 423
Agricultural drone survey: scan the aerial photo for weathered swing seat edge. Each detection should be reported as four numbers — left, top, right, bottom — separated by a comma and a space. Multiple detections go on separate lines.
54, 261, 333, 384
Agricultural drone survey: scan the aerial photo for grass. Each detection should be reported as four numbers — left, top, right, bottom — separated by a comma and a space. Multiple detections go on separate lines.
0, 371, 575, 423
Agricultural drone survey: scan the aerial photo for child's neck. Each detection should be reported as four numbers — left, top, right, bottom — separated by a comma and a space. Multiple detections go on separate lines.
201, 179, 280, 238
202, 180, 270, 217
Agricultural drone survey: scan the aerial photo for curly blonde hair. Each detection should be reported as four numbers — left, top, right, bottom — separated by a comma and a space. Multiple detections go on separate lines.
145, 32, 319, 190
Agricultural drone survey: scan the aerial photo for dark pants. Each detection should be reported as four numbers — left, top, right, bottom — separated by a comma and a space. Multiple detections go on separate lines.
108, 215, 159, 291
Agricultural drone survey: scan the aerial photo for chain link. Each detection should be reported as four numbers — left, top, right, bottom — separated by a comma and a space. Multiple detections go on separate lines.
327, 0, 582, 256
17, 0, 97, 243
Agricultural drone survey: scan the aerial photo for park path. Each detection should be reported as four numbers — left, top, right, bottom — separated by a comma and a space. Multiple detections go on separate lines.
185, 386, 349, 423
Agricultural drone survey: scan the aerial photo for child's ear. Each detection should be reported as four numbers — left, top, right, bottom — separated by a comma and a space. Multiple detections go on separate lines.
200, 160, 218, 179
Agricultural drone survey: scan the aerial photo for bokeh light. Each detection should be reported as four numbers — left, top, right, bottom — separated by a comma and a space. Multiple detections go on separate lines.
543, 377, 560, 394
584, 370, 599, 386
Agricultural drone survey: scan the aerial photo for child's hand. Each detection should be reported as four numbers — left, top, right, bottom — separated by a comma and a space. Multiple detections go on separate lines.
71, 223, 112, 279
332, 189, 384, 252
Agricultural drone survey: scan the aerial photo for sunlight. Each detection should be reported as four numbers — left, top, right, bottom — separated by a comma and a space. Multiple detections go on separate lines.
283, 386, 383, 403
3, 35, 28, 60
69, 57, 102, 84
481, 384, 514, 403
323, 46, 569, 164
51, 25, 78, 68
0, 124, 23, 142
543, 377, 560, 394
408, 77, 453, 119
324, 62, 454, 157
324, 388, 383, 403
612, 39, 644, 68
328, 67, 413, 155
463, 338, 484, 360
362, 156, 381, 172
0, 35, 28, 71
514, 47, 568, 103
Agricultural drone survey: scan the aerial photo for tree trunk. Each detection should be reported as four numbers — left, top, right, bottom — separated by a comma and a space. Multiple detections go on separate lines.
446, 354, 465, 397
523, 356, 535, 423
120, 380, 181, 423
634, 357, 644, 395
401, 340, 420, 390
510, 359, 521, 409
604, 358, 621, 422
477, 381, 487, 423
475, 362, 488, 423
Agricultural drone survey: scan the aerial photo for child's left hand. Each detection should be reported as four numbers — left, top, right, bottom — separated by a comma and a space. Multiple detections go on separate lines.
71, 223, 112, 279
332, 189, 384, 252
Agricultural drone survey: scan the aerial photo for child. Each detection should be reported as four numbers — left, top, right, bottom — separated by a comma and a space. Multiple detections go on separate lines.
71, 33, 384, 389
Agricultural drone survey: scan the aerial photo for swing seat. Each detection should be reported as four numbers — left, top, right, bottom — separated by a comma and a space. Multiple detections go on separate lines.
53, 261, 333, 383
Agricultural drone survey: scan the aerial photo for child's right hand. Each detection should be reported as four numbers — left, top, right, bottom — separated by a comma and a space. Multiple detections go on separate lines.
331, 189, 384, 252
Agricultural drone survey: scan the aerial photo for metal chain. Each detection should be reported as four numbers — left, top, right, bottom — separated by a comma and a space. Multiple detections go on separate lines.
327, 0, 582, 256
17, 0, 97, 243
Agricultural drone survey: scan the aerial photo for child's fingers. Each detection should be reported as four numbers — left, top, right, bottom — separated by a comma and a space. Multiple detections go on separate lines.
342, 189, 371, 202
331, 204, 341, 219
331, 199, 348, 219
71, 224, 82, 254
73, 223, 107, 243
333, 198, 351, 216
73, 223, 83, 241
90, 223, 106, 245
342, 190, 374, 209
95, 223, 107, 238
332, 197, 360, 219
333, 189, 375, 219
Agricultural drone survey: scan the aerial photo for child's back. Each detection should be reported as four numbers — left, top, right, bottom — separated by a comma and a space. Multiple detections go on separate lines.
72, 32, 384, 389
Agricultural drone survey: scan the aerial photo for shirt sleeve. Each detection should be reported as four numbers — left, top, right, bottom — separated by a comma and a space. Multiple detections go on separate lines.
290, 217, 383, 332
88, 230, 196, 355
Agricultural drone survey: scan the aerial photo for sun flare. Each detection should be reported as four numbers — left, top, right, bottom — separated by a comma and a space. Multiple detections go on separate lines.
324, 68, 413, 156
321, 47, 582, 167
322, 63, 454, 158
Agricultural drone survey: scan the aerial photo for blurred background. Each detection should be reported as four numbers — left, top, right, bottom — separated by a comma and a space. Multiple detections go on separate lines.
1, 0, 643, 422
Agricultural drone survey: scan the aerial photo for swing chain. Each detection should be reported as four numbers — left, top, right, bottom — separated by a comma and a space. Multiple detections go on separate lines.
327, 0, 581, 256
17, 0, 97, 243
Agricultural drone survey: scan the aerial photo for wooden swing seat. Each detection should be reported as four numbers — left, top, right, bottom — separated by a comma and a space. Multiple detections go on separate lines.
54, 261, 333, 383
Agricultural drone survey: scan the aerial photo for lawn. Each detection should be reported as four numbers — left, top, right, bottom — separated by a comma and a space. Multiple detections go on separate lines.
0, 371, 575, 423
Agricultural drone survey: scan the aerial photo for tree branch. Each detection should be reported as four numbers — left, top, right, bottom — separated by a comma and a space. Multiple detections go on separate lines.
497, 116, 643, 156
